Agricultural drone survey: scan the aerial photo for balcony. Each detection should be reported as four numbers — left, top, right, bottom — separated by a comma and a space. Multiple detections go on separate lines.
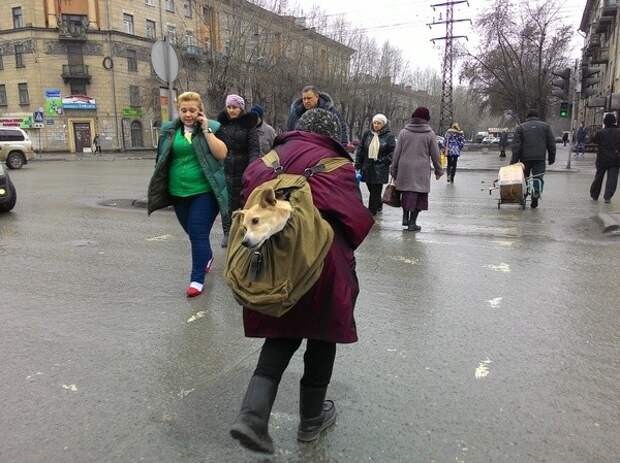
58, 15, 88, 41
591, 47, 610, 64
602, 0, 618, 16
183, 45, 203, 58
62, 64, 91, 83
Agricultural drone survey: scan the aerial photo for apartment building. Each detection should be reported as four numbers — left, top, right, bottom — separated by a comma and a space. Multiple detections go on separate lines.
0, 1, 354, 152
579, 0, 620, 129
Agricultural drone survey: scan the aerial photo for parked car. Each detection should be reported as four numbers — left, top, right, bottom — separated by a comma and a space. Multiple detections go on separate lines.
0, 127, 34, 169
436, 135, 445, 150
0, 163, 17, 212
482, 135, 500, 144
474, 132, 489, 143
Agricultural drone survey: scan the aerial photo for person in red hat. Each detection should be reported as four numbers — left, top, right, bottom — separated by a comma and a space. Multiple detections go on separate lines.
390, 107, 443, 231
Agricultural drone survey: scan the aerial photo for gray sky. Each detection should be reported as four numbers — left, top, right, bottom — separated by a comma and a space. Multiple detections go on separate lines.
300, 0, 586, 75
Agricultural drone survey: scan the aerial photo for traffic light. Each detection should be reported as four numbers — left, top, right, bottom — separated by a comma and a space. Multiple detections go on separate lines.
559, 102, 570, 118
581, 65, 600, 98
551, 67, 571, 100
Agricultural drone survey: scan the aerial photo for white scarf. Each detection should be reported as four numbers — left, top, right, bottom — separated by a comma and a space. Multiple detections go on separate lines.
368, 131, 380, 160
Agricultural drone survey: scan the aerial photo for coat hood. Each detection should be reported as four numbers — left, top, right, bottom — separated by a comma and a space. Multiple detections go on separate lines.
404, 120, 433, 133
446, 128, 463, 135
217, 110, 258, 129
275, 130, 351, 160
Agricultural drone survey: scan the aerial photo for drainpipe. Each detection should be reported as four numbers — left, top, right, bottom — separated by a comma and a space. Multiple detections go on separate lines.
104, 0, 122, 151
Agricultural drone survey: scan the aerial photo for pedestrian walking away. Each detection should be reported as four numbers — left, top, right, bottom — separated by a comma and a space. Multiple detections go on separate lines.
287, 85, 349, 145
562, 132, 569, 147
218, 94, 260, 248
250, 104, 277, 156
590, 113, 620, 204
444, 122, 465, 183
499, 131, 508, 158
390, 106, 443, 231
92, 134, 101, 153
146, 92, 229, 297
355, 113, 396, 215
575, 122, 588, 158
510, 109, 556, 208
229, 108, 374, 454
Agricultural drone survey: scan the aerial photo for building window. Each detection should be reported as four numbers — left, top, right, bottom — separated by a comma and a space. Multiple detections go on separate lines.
145, 0, 155, 6
0, 85, 7, 106
123, 13, 134, 35
13, 7, 24, 29
185, 31, 197, 47
129, 85, 141, 107
127, 49, 137, 72
0, 51, 3, 70
15, 44, 24, 68
145, 20, 157, 40
165, 0, 175, 12
70, 81, 87, 95
18, 83, 29, 106
202, 5, 213, 24
183, 1, 192, 18
167, 25, 177, 44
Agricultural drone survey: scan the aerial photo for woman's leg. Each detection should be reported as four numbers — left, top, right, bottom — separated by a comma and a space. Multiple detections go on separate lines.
604, 166, 619, 201
590, 167, 606, 200
231, 338, 303, 453
451, 156, 459, 181
367, 183, 382, 215
186, 193, 219, 284
298, 340, 338, 442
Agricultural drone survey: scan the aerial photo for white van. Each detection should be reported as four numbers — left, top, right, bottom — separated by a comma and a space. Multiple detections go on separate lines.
0, 127, 34, 169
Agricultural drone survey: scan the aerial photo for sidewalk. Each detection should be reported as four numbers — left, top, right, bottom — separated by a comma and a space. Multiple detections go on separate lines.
32, 150, 156, 162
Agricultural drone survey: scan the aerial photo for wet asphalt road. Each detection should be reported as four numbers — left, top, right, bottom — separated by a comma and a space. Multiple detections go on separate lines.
1, 156, 619, 463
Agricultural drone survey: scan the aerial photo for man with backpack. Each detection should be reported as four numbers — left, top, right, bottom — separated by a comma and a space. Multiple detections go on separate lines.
228, 109, 373, 454
511, 109, 556, 208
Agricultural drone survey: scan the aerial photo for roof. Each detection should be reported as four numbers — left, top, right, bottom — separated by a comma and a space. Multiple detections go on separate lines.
580, 0, 595, 33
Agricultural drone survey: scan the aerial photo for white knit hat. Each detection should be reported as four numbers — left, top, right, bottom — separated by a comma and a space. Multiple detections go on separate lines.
372, 114, 388, 125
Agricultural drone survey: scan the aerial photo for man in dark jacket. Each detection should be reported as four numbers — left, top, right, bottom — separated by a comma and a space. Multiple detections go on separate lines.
575, 122, 588, 158
590, 113, 620, 203
511, 109, 556, 208
287, 85, 349, 145
499, 131, 508, 158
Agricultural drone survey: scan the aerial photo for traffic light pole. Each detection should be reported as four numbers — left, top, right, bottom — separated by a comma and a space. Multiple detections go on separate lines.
566, 99, 575, 170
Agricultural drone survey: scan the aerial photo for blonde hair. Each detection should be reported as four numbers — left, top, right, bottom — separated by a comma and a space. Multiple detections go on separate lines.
451, 122, 461, 131
177, 91, 204, 111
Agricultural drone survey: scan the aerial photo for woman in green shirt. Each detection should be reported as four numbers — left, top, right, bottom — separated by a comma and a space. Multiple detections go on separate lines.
148, 92, 228, 297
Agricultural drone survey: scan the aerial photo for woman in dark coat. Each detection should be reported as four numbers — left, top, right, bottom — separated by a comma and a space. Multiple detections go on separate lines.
355, 113, 396, 215
229, 109, 374, 454
217, 94, 260, 247
390, 106, 443, 231
590, 113, 620, 203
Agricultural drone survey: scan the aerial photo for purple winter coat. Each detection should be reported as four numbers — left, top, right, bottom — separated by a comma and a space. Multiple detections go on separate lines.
391, 118, 443, 193
240, 131, 375, 343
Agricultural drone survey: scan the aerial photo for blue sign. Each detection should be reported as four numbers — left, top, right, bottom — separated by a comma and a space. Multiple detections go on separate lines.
45, 89, 61, 99
33, 111, 44, 123
62, 96, 96, 110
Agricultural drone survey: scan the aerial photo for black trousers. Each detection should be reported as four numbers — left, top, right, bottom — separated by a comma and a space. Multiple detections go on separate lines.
366, 183, 383, 214
523, 160, 546, 198
447, 156, 458, 179
254, 338, 336, 388
590, 166, 619, 200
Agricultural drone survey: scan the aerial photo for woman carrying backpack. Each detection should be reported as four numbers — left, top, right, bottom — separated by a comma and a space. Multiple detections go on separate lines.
217, 94, 261, 248
229, 109, 374, 454
147, 92, 228, 297
355, 114, 396, 215
444, 122, 465, 183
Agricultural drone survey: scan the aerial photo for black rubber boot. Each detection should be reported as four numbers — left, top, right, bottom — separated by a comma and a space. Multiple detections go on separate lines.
230, 375, 278, 454
297, 384, 337, 442
402, 210, 410, 226
407, 209, 421, 232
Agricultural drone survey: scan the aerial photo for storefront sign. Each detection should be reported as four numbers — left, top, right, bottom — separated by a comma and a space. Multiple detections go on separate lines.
45, 89, 63, 116
62, 95, 96, 110
123, 107, 143, 118
0, 115, 32, 128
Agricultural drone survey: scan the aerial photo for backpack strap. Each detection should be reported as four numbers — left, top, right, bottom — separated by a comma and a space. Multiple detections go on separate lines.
303, 157, 352, 178
262, 150, 352, 178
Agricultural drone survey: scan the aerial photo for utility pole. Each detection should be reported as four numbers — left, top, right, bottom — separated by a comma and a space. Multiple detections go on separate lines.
428, 1, 471, 135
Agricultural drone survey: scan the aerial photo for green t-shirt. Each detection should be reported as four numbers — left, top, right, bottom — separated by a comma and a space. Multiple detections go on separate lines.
168, 128, 212, 197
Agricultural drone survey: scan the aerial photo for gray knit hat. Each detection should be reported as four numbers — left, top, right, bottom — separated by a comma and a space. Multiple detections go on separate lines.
296, 108, 341, 142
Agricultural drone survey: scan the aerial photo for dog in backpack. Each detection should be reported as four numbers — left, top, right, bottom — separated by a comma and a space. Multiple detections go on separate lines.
232, 188, 292, 250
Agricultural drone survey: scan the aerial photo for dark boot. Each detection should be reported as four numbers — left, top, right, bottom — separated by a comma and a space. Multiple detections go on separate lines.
297, 384, 337, 442
402, 210, 410, 227
407, 209, 421, 232
230, 375, 278, 454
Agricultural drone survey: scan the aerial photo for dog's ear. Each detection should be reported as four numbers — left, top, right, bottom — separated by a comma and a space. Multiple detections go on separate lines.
259, 188, 277, 208
232, 210, 245, 221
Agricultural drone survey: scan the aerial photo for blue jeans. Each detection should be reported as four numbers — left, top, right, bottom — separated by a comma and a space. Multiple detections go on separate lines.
173, 192, 220, 284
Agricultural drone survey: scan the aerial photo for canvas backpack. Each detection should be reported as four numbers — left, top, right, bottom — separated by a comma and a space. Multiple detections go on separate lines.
224, 150, 351, 317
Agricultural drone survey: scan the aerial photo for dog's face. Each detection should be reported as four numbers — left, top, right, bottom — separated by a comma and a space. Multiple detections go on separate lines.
233, 188, 292, 249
